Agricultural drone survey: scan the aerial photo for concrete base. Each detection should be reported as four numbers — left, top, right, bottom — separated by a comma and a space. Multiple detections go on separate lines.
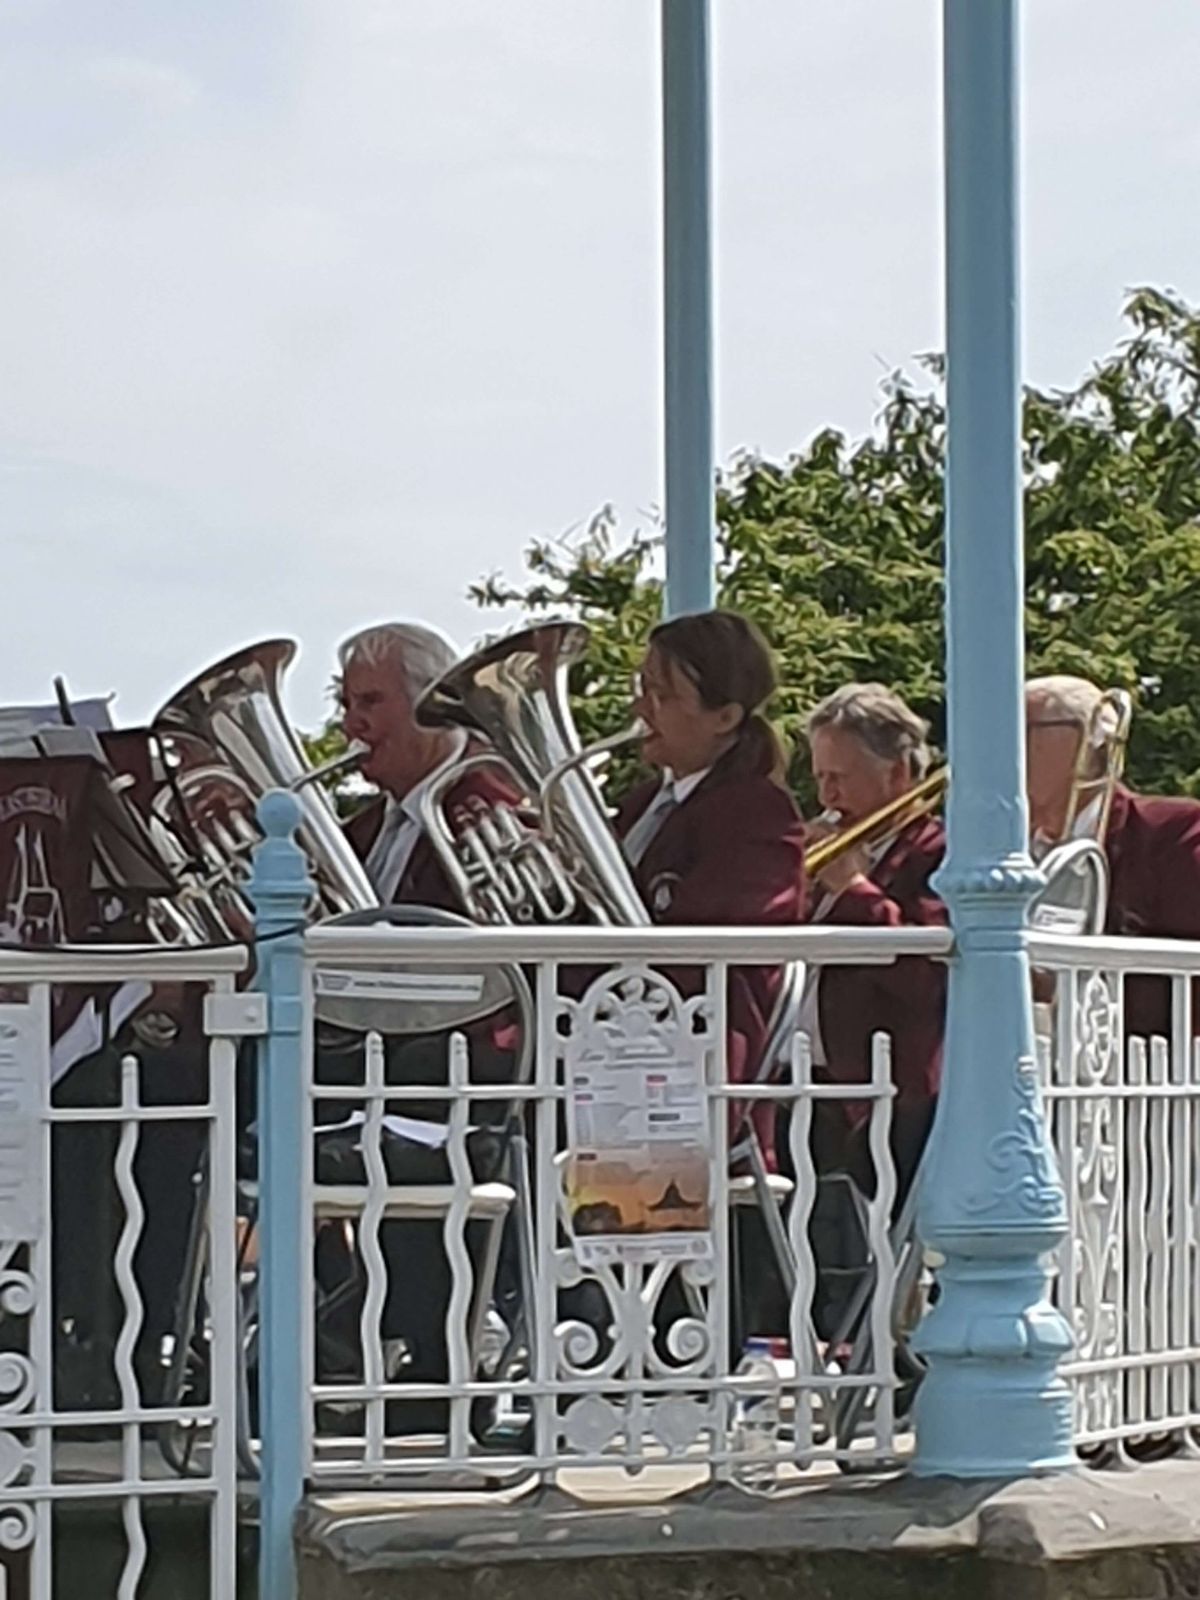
297, 1464, 1200, 1600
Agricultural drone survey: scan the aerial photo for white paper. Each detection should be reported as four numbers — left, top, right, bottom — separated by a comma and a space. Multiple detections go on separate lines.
0, 995, 47, 1241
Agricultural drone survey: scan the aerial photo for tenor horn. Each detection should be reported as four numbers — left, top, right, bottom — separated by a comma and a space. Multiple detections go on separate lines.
414, 620, 648, 925
149, 639, 376, 941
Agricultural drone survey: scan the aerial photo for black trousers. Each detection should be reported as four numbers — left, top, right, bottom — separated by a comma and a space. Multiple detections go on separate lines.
309, 1030, 517, 1429
49, 1025, 211, 1410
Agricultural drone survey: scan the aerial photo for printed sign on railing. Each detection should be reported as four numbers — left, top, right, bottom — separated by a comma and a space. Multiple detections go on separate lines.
0, 990, 46, 1241
562, 967, 714, 1266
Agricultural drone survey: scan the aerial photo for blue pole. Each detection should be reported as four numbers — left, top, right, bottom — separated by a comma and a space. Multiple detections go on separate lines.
912, 0, 1074, 1476
661, 0, 716, 617
251, 791, 312, 1598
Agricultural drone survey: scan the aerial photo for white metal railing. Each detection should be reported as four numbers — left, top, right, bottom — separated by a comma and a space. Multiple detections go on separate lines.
291, 922, 951, 1487
0, 947, 245, 1600
8, 920, 1200, 1590
1032, 931, 1200, 1455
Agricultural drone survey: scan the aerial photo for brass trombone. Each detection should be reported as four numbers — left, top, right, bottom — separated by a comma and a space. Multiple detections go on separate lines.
806, 683, 1132, 878
805, 767, 948, 875
1056, 687, 1133, 850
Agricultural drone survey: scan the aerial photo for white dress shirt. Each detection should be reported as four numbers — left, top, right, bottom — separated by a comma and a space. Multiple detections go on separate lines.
364, 731, 468, 901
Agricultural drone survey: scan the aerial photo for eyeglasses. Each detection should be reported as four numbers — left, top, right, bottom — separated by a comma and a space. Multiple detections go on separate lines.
631, 659, 702, 706
1027, 719, 1083, 731
632, 672, 670, 705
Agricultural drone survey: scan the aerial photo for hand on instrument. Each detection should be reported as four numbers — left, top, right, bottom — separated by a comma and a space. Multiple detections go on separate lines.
814, 844, 871, 896
192, 774, 251, 833
804, 815, 870, 897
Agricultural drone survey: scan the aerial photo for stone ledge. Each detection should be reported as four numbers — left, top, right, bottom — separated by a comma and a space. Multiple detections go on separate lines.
297, 1463, 1200, 1600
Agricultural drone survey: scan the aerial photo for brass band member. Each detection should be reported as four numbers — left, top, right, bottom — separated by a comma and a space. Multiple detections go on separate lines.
338, 621, 515, 906
1027, 674, 1200, 1037
801, 684, 947, 1198
329, 620, 519, 1432
621, 610, 807, 1160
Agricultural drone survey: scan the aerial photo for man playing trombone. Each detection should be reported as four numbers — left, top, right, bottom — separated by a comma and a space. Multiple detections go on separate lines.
1026, 674, 1200, 1038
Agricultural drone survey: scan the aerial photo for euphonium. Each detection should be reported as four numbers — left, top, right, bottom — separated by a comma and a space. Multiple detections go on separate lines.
148, 638, 376, 943
414, 619, 648, 925
805, 767, 948, 875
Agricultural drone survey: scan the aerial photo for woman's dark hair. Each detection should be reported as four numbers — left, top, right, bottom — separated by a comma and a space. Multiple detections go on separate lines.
648, 609, 787, 781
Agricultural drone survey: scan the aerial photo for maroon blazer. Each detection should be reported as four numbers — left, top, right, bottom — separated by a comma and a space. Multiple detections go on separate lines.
1103, 784, 1200, 1039
617, 759, 807, 1156
815, 813, 947, 1109
343, 762, 520, 914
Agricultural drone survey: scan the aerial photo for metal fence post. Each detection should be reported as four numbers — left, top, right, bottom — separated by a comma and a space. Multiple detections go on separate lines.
912, 0, 1075, 1476
251, 791, 312, 1597
662, 0, 716, 617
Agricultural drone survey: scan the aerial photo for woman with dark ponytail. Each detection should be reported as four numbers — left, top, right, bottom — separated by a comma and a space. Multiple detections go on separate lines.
620, 609, 807, 1162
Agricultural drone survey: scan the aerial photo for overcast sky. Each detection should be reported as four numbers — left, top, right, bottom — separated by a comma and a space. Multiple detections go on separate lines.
3, 0, 1199, 732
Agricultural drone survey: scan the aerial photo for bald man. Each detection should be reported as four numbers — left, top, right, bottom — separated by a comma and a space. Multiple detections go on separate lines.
1027, 674, 1200, 1038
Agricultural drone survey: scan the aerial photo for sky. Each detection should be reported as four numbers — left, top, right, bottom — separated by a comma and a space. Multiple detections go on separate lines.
3, 0, 1200, 734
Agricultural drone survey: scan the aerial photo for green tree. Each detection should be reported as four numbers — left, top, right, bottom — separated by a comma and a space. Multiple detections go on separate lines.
470, 287, 1200, 809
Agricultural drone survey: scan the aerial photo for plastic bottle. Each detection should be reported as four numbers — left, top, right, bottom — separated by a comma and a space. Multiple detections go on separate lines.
731, 1336, 787, 1490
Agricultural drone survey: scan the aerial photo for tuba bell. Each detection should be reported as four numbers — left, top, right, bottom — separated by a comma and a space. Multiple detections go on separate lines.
148, 639, 376, 943
414, 619, 648, 925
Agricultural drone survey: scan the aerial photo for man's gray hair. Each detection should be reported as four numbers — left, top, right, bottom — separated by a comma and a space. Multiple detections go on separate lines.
806, 682, 932, 779
337, 621, 459, 701
1026, 674, 1125, 770
1026, 674, 1105, 728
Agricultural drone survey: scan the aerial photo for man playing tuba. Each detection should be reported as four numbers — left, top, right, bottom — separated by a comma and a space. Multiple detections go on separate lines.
338, 621, 518, 905
323, 619, 525, 1434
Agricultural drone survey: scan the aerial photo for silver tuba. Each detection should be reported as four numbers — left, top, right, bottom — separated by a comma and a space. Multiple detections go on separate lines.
148, 638, 376, 943
414, 619, 648, 925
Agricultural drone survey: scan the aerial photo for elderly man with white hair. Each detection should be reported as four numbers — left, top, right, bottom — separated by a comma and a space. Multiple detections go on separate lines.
337, 620, 513, 909
321, 620, 522, 1436
1026, 673, 1200, 1038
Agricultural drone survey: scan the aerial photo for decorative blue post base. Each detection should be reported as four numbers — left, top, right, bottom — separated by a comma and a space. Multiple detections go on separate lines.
914, 1259, 1074, 1476
912, 877, 1075, 1477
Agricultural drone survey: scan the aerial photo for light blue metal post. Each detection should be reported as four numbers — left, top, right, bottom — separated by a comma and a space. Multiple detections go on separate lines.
912, 0, 1074, 1476
661, 0, 716, 617
251, 791, 312, 1597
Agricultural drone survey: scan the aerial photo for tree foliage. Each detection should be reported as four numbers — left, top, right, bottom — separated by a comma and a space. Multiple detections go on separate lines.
470, 288, 1200, 809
